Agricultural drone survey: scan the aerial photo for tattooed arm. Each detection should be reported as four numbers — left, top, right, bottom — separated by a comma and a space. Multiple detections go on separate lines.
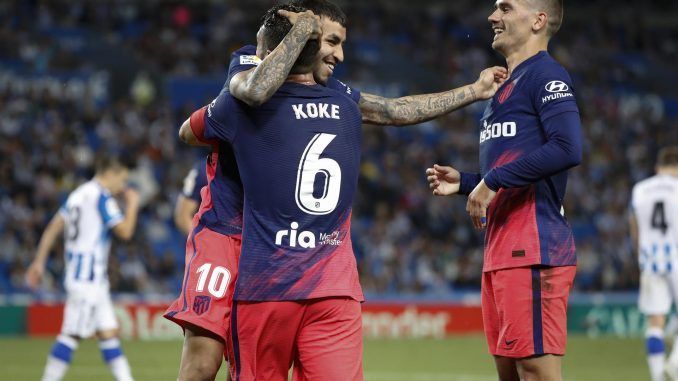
230, 10, 321, 107
359, 66, 507, 126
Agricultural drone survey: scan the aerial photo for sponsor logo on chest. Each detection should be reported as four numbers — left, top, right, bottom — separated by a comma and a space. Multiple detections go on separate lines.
275, 221, 343, 249
479, 120, 517, 143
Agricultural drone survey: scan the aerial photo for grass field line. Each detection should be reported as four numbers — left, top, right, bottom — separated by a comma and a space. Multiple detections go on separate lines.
365, 372, 586, 381
4, 366, 498, 381
365, 371, 496, 381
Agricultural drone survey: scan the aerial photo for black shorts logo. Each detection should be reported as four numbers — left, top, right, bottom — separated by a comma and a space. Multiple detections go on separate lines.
504, 338, 517, 348
512, 250, 526, 258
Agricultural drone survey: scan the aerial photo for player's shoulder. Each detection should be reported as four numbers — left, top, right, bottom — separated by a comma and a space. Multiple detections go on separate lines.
231, 44, 259, 65
277, 82, 347, 101
633, 174, 677, 194
632, 176, 652, 193
70, 180, 98, 199
325, 77, 361, 103
529, 52, 573, 83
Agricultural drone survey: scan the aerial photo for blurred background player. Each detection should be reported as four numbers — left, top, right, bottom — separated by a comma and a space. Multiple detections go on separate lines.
174, 160, 208, 235
25, 155, 140, 381
630, 146, 678, 381
427, 0, 582, 380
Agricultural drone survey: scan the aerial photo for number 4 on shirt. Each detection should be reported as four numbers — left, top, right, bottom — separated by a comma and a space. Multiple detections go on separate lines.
651, 201, 668, 235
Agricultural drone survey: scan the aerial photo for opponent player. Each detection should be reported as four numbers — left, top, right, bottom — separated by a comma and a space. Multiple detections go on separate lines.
630, 147, 678, 381
180, 4, 363, 380
26, 155, 140, 381
230, 0, 508, 126
174, 160, 208, 235
163, 9, 323, 381
427, 0, 582, 380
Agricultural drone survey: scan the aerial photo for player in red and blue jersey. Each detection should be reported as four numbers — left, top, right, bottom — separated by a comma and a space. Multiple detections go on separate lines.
164, 50, 259, 381
180, 5, 363, 380
427, 0, 582, 380
174, 159, 209, 235
164, 8, 328, 381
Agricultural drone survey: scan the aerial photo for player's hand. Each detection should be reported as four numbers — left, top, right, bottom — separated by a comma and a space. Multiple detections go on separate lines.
472, 66, 508, 100
25, 261, 45, 289
426, 164, 461, 196
123, 187, 141, 208
466, 180, 497, 229
277, 9, 322, 40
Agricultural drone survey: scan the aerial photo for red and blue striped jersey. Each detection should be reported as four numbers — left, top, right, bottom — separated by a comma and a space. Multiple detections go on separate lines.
473, 51, 582, 271
194, 81, 364, 302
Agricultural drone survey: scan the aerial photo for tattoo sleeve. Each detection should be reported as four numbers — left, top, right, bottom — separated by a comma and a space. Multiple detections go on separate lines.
231, 17, 316, 106
359, 84, 479, 126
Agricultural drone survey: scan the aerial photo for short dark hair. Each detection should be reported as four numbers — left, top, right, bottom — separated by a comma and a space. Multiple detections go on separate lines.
530, 0, 563, 37
658, 146, 678, 167
94, 154, 134, 174
289, 0, 347, 27
261, 4, 319, 73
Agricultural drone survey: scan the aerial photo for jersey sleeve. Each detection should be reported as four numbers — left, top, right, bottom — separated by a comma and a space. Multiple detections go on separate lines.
182, 161, 207, 202
532, 64, 580, 122
226, 44, 260, 84
630, 184, 639, 212
326, 77, 361, 104
58, 200, 69, 219
98, 194, 124, 229
483, 111, 582, 190
459, 172, 482, 196
202, 91, 238, 143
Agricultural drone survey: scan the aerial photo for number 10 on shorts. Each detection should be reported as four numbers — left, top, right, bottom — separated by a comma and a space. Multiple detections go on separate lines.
195, 263, 232, 298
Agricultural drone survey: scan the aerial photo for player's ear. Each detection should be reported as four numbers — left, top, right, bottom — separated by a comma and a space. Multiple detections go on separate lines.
532, 11, 548, 34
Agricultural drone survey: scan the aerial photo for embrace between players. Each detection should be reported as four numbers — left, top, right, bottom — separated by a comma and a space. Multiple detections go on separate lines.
165, 1, 582, 381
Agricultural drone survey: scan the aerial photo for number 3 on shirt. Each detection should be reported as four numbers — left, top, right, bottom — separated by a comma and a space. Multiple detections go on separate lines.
295, 133, 341, 215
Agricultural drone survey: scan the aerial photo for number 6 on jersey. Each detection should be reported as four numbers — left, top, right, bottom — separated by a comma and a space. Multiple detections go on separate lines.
295, 133, 342, 215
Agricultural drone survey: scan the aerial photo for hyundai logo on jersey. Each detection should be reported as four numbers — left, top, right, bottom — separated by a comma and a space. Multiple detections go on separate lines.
544, 80, 569, 93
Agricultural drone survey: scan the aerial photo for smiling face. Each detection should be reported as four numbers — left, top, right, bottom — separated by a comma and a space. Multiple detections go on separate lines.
488, 0, 538, 56
312, 17, 346, 84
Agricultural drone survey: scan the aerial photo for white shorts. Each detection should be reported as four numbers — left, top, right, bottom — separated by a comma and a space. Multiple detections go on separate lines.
61, 288, 118, 338
639, 271, 678, 315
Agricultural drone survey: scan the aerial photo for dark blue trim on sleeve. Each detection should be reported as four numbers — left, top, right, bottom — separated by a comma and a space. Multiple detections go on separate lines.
459, 172, 482, 196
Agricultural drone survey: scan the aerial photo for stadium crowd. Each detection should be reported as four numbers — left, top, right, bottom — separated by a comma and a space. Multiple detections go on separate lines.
1, 0, 676, 296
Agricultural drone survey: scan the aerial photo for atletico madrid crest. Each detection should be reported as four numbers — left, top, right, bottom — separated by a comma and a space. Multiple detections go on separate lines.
193, 295, 211, 315
497, 81, 515, 104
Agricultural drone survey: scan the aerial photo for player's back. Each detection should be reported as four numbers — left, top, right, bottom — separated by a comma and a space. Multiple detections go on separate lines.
203, 82, 363, 301
60, 180, 122, 292
632, 174, 678, 273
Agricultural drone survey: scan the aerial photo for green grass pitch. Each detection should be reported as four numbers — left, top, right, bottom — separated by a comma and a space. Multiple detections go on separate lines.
1, 336, 647, 380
